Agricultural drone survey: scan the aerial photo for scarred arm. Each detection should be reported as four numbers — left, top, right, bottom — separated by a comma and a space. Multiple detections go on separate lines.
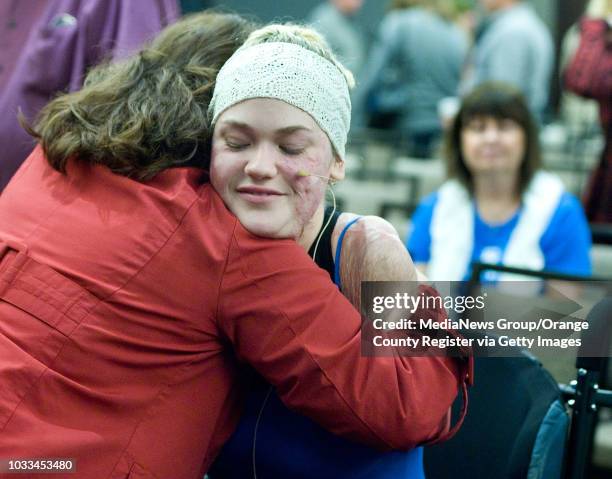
331, 214, 426, 311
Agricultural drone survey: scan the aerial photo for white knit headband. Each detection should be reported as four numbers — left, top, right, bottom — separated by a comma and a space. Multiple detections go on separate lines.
209, 42, 351, 158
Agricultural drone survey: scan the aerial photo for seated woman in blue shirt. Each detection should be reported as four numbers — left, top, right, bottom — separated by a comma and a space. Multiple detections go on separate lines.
407, 82, 592, 282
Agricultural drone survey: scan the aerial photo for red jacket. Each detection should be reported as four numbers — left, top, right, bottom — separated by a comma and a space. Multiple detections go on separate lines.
0, 147, 468, 478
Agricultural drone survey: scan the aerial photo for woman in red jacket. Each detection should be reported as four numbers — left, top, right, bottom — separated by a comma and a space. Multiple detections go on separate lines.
0, 12, 467, 479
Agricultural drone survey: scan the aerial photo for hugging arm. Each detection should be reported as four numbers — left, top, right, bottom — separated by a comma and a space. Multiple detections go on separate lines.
216, 223, 465, 450
333, 214, 424, 310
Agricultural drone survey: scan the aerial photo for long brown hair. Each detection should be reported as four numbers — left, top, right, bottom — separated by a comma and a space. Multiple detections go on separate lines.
24, 11, 256, 180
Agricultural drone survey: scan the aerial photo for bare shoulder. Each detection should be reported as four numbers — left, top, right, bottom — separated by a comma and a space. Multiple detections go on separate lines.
331, 213, 399, 247
357, 215, 400, 236
331, 213, 404, 265
331, 212, 416, 282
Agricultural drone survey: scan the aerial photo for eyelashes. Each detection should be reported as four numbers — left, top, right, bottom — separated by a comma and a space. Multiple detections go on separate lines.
224, 139, 304, 156
279, 146, 304, 156
226, 140, 249, 151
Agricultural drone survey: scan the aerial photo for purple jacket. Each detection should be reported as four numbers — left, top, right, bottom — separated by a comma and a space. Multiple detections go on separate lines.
0, 0, 179, 190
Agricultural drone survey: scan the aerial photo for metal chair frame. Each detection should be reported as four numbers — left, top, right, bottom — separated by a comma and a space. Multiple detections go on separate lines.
467, 262, 611, 479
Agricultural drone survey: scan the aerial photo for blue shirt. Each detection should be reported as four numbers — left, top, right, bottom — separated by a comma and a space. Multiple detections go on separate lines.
407, 191, 592, 280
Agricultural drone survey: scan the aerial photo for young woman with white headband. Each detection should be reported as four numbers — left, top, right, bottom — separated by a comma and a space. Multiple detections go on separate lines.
206, 24, 471, 478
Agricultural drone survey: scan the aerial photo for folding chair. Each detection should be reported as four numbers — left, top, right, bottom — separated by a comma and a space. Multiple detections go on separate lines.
424, 262, 611, 479
423, 335, 568, 479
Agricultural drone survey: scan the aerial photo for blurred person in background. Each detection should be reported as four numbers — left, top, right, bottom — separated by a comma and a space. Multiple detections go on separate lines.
0, 0, 179, 192
359, 0, 468, 158
460, 0, 553, 122
563, 0, 612, 224
308, 0, 366, 78
407, 82, 592, 282
558, 0, 603, 141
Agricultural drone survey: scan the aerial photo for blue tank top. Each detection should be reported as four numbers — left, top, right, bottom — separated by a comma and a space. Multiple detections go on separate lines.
209, 210, 425, 478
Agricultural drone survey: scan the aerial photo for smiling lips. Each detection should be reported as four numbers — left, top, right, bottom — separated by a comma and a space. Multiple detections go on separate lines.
479, 147, 503, 156
236, 185, 285, 204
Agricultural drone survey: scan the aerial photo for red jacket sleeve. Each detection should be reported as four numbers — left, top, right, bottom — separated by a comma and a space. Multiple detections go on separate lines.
216, 221, 470, 450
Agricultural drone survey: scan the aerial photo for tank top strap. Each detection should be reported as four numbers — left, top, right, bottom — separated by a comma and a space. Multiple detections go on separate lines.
333, 216, 362, 289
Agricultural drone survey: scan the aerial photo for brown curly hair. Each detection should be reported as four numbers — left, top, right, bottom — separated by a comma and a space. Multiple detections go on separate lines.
23, 11, 256, 180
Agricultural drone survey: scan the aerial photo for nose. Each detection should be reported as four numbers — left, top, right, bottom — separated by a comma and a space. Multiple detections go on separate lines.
481, 124, 501, 142
244, 143, 278, 180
